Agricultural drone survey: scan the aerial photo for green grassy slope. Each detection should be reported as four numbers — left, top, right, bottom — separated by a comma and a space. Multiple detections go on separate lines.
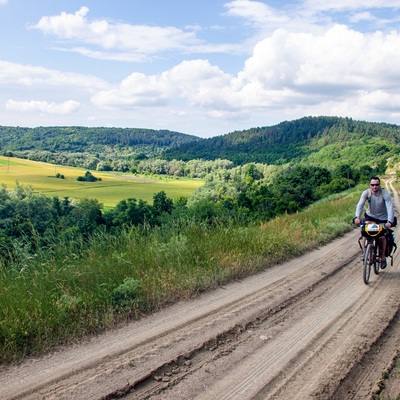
0, 157, 203, 206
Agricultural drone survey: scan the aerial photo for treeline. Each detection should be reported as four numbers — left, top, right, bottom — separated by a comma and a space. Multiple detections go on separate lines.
3, 116, 400, 176
2, 150, 238, 178
0, 161, 377, 266
0, 126, 198, 154
0, 126, 200, 172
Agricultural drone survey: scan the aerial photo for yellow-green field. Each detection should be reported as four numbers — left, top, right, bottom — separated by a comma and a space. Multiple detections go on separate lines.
0, 156, 204, 207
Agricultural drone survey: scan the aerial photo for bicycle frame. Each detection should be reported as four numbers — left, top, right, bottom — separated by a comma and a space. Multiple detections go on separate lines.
359, 236, 381, 284
358, 222, 387, 284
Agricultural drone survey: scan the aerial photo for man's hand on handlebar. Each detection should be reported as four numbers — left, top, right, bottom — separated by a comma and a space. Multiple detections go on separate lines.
353, 218, 392, 228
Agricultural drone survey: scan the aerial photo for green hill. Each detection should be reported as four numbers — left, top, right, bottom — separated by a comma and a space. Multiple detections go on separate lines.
1, 117, 400, 172
164, 116, 400, 169
0, 125, 200, 156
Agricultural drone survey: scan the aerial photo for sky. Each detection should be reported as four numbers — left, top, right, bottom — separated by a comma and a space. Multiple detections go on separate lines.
1, 1, 400, 138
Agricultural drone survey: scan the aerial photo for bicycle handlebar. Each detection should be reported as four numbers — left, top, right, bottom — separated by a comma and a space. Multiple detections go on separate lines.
352, 218, 388, 230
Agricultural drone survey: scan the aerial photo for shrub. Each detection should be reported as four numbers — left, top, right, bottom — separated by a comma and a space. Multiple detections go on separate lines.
111, 278, 142, 312
77, 171, 101, 182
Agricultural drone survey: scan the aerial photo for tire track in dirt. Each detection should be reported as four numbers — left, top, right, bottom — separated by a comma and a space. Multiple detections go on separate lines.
162, 247, 400, 400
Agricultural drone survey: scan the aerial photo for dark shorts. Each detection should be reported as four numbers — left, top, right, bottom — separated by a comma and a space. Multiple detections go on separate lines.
364, 212, 387, 224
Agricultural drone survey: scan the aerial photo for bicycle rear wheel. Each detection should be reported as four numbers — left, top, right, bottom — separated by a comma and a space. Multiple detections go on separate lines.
363, 243, 373, 284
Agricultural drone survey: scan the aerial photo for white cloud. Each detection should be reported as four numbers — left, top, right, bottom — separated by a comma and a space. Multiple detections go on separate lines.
224, 0, 290, 26
237, 25, 400, 94
88, 21, 400, 125
6, 99, 80, 114
0, 60, 109, 90
224, 0, 400, 37
303, 0, 400, 12
0, 0, 8, 5
91, 59, 236, 110
58, 47, 152, 63
349, 12, 376, 23
31, 1, 400, 67
34, 7, 201, 58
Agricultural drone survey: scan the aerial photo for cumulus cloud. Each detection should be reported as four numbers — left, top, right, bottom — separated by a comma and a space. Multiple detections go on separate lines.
91, 59, 237, 110
4, 0, 400, 134
91, 22, 400, 128
239, 25, 400, 90
6, 99, 80, 114
34, 7, 202, 59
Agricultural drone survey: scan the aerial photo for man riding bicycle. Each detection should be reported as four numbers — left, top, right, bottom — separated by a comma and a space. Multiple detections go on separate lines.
354, 176, 395, 269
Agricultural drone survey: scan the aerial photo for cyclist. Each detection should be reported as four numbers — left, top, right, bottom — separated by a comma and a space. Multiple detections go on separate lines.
354, 176, 395, 269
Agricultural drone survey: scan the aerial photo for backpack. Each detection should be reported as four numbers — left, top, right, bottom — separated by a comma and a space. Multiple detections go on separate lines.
366, 188, 397, 227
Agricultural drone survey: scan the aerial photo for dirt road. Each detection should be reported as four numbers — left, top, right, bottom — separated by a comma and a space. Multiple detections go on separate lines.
1, 182, 400, 400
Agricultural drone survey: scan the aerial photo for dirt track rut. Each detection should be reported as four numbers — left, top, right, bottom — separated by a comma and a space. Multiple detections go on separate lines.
1, 181, 400, 400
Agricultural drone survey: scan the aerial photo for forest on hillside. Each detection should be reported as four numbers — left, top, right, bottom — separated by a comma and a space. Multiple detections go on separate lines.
1, 117, 399, 173
0, 125, 199, 156
165, 116, 400, 167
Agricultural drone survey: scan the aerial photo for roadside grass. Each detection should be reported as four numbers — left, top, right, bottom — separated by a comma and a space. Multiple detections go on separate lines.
0, 156, 203, 206
0, 188, 359, 363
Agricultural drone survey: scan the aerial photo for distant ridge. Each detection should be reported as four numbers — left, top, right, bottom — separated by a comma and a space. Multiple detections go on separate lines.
1, 116, 399, 170
0, 126, 200, 156
164, 116, 400, 168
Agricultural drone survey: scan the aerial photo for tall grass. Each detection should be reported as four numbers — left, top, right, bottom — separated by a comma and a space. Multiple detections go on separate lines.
0, 189, 359, 363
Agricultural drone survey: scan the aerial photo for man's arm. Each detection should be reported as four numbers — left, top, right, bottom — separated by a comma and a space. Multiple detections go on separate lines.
355, 190, 368, 223
383, 190, 395, 224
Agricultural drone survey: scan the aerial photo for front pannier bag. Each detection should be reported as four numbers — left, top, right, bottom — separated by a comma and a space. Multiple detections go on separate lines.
361, 223, 385, 238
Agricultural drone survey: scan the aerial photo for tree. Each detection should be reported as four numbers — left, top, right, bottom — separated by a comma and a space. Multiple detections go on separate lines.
77, 171, 102, 182
152, 191, 173, 216
68, 198, 105, 237
103, 198, 153, 229
244, 163, 263, 186
375, 158, 387, 175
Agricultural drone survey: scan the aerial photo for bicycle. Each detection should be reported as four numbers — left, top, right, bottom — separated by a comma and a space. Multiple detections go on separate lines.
357, 222, 388, 284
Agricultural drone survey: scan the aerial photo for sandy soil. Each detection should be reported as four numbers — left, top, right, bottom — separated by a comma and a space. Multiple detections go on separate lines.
1, 181, 400, 400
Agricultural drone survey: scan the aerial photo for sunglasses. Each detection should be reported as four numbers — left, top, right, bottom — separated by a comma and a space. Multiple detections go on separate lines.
370, 184, 380, 187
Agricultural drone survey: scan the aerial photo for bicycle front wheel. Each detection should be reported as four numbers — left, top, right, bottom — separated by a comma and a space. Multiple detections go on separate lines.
363, 243, 373, 284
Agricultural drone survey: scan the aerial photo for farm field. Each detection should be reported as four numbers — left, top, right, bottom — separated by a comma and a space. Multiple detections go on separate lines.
0, 156, 204, 207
